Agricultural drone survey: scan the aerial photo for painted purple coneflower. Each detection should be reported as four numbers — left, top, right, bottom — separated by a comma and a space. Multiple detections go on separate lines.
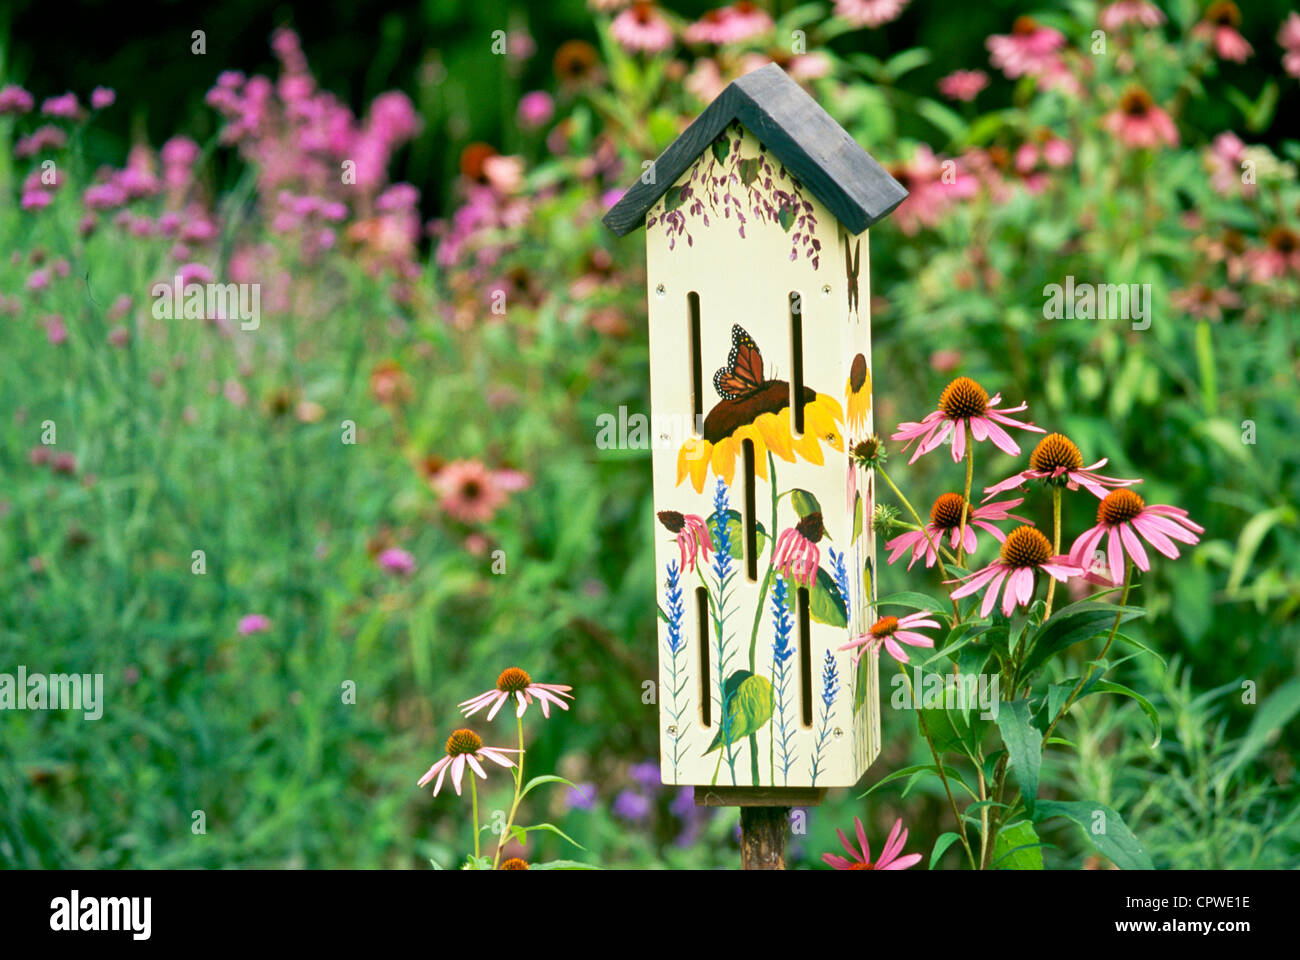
948, 525, 1082, 617
983, 433, 1141, 501
885, 493, 1029, 569
657, 510, 713, 574
840, 611, 939, 664
823, 817, 921, 870
774, 512, 824, 586
417, 728, 518, 797
1067, 489, 1203, 585
892, 376, 1044, 464
460, 667, 575, 721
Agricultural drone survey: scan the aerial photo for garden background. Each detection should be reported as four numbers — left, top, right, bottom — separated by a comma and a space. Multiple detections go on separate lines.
1, 0, 1298, 869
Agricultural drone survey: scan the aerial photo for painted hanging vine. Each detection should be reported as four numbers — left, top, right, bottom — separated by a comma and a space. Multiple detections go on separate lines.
646, 121, 822, 268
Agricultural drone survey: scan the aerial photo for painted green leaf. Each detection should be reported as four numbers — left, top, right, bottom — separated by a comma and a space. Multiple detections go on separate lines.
852, 492, 864, 544
738, 156, 761, 186
789, 488, 822, 518
711, 137, 730, 164
874, 590, 949, 613
809, 566, 848, 627
664, 184, 685, 212
778, 202, 795, 232
1033, 800, 1154, 870
707, 508, 766, 560
993, 699, 1042, 818
705, 671, 774, 752
992, 821, 1045, 869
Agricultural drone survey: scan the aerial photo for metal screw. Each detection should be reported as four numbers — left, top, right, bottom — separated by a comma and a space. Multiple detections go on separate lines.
833, 726, 844, 739
666, 724, 678, 736
655, 283, 666, 297
821, 284, 832, 296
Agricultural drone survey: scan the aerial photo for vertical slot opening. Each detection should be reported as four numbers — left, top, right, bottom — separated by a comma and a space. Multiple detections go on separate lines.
696, 586, 711, 728
797, 586, 813, 728
742, 438, 758, 581
688, 291, 702, 433
789, 291, 805, 436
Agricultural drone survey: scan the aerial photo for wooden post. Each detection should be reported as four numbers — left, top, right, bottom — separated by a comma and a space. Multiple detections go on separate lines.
739, 806, 790, 869
696, 785, 825, 869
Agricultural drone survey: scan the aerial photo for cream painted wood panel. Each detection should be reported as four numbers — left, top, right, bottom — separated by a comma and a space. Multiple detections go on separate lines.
647, 123, 879, 788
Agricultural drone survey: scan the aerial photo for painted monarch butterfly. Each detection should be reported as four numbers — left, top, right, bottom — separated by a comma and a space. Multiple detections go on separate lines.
712, 324, 768, 400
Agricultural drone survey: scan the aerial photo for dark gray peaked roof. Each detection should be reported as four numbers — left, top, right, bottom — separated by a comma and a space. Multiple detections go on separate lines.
602, 63, 907, 237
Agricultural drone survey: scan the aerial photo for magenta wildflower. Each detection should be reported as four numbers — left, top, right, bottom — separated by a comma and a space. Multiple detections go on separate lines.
823, 817, 921, 870
949, 526, 1082, 617
90, 87, 116, 109
377, 547, 416, 576
237, 614, 271, 635
41, 92, 80, 118
1067, 489, 1203, 585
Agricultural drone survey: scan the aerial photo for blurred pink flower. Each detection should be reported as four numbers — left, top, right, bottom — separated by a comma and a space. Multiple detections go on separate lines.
1205, 131, 1252, 196
377, 547, 416, 576
1169, 284, 1241, 320
0, 84, 34, 114
434, 459, 509, 524
516, 90, 554, 130
45, 315, 68, 345
834, 0, 908, 29
1279, 12, 1300, 78
41, 92, 80, 118
684, 3, 774, 45
887, 144, 978, 235
1103, 87, 1178, 149
611, 3, 674, 54
937, 69, 988, 102
1194, 3, 1252, 63
237, 614, 271, 635
1244, 227, 1300, 282
90, 86, 116, 109
21, 190, 52, 210
27, 269, 51, 292
987, 17, 1065, 78
15, 125, 67, 157
1098, 1, 1165, 31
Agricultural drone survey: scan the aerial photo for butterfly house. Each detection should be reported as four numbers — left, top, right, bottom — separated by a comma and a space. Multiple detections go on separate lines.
604, 64, 908, 792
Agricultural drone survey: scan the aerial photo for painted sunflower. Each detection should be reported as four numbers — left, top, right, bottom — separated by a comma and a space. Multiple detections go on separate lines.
845, 352, 871, 433
677, 382, 845, 492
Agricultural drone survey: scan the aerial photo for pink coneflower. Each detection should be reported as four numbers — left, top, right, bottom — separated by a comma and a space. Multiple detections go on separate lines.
1205, 131, 1252, 196
887, 144, 978, 235
460, 667, 574, 721
840, 611, 939, 664
886, 493, 1030, 569
938, 69, 989, 102
984, 433, 1141, 501
1194, 2, 1253, 63
987, 17, 1066, 78
0, 84, 34, 114
1068, 489, 1203, 585
657, 510, 713, 574
417, 728, 519, 797
1279, 12, 1300, 78
1169, 283, 1242, 320
21, 190, 52, 210
27, 269, 50, 292
949, 526, 1082, 617
823, 817, 921, 870
237, 613, 272, 635
40, 92, 80, 118
516, 90, 554, 130
1098, 1, 1165, 31
1103, 87, 1179, 150
44, 314, 67, 345
90, 86, 116, 109
834, 0, 909, 29
610, 3, 674, 54
684, 3, 773, 45
892, 376, 1045, 465
1244, 226, 1300, 282
377, 547, 416, 576
433, 459, 508, 524
774, 513, 824, 586
15, 125, 67, 157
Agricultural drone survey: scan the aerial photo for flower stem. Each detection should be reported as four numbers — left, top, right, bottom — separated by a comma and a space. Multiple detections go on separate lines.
957, 424, 974, 566
1043, 560, 1133, 744
492, 716, 526, 870
469, 775, 480, 860
1044, 486, 1062, 619
879, 465, 960, 623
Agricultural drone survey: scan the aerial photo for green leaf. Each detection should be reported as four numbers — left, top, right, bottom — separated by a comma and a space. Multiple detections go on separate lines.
919, 704, 984, 760
874, 590, 949, 613
883, 47, 931, 80
738, 156, 761, 186
520, 774, 580, 800
1090, 680, 1162, 748
1033, 800, 1153, 870
509, 822, 586, 851
663, 184, 685, 212
859, 763, 976, 800
991, 821, 1044, 869
852, 492, 864, 544
789, 488, 822, 518
1021, 600, 1145, 676
930, 832, 963, 869
994, 700, 1042, 818
528, 859, 601, 870
711, 136, 730, 164
778, 202, 795, 232
707, 508, 766, 560
705, 671, 774, 751
809, 565, 848, 627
